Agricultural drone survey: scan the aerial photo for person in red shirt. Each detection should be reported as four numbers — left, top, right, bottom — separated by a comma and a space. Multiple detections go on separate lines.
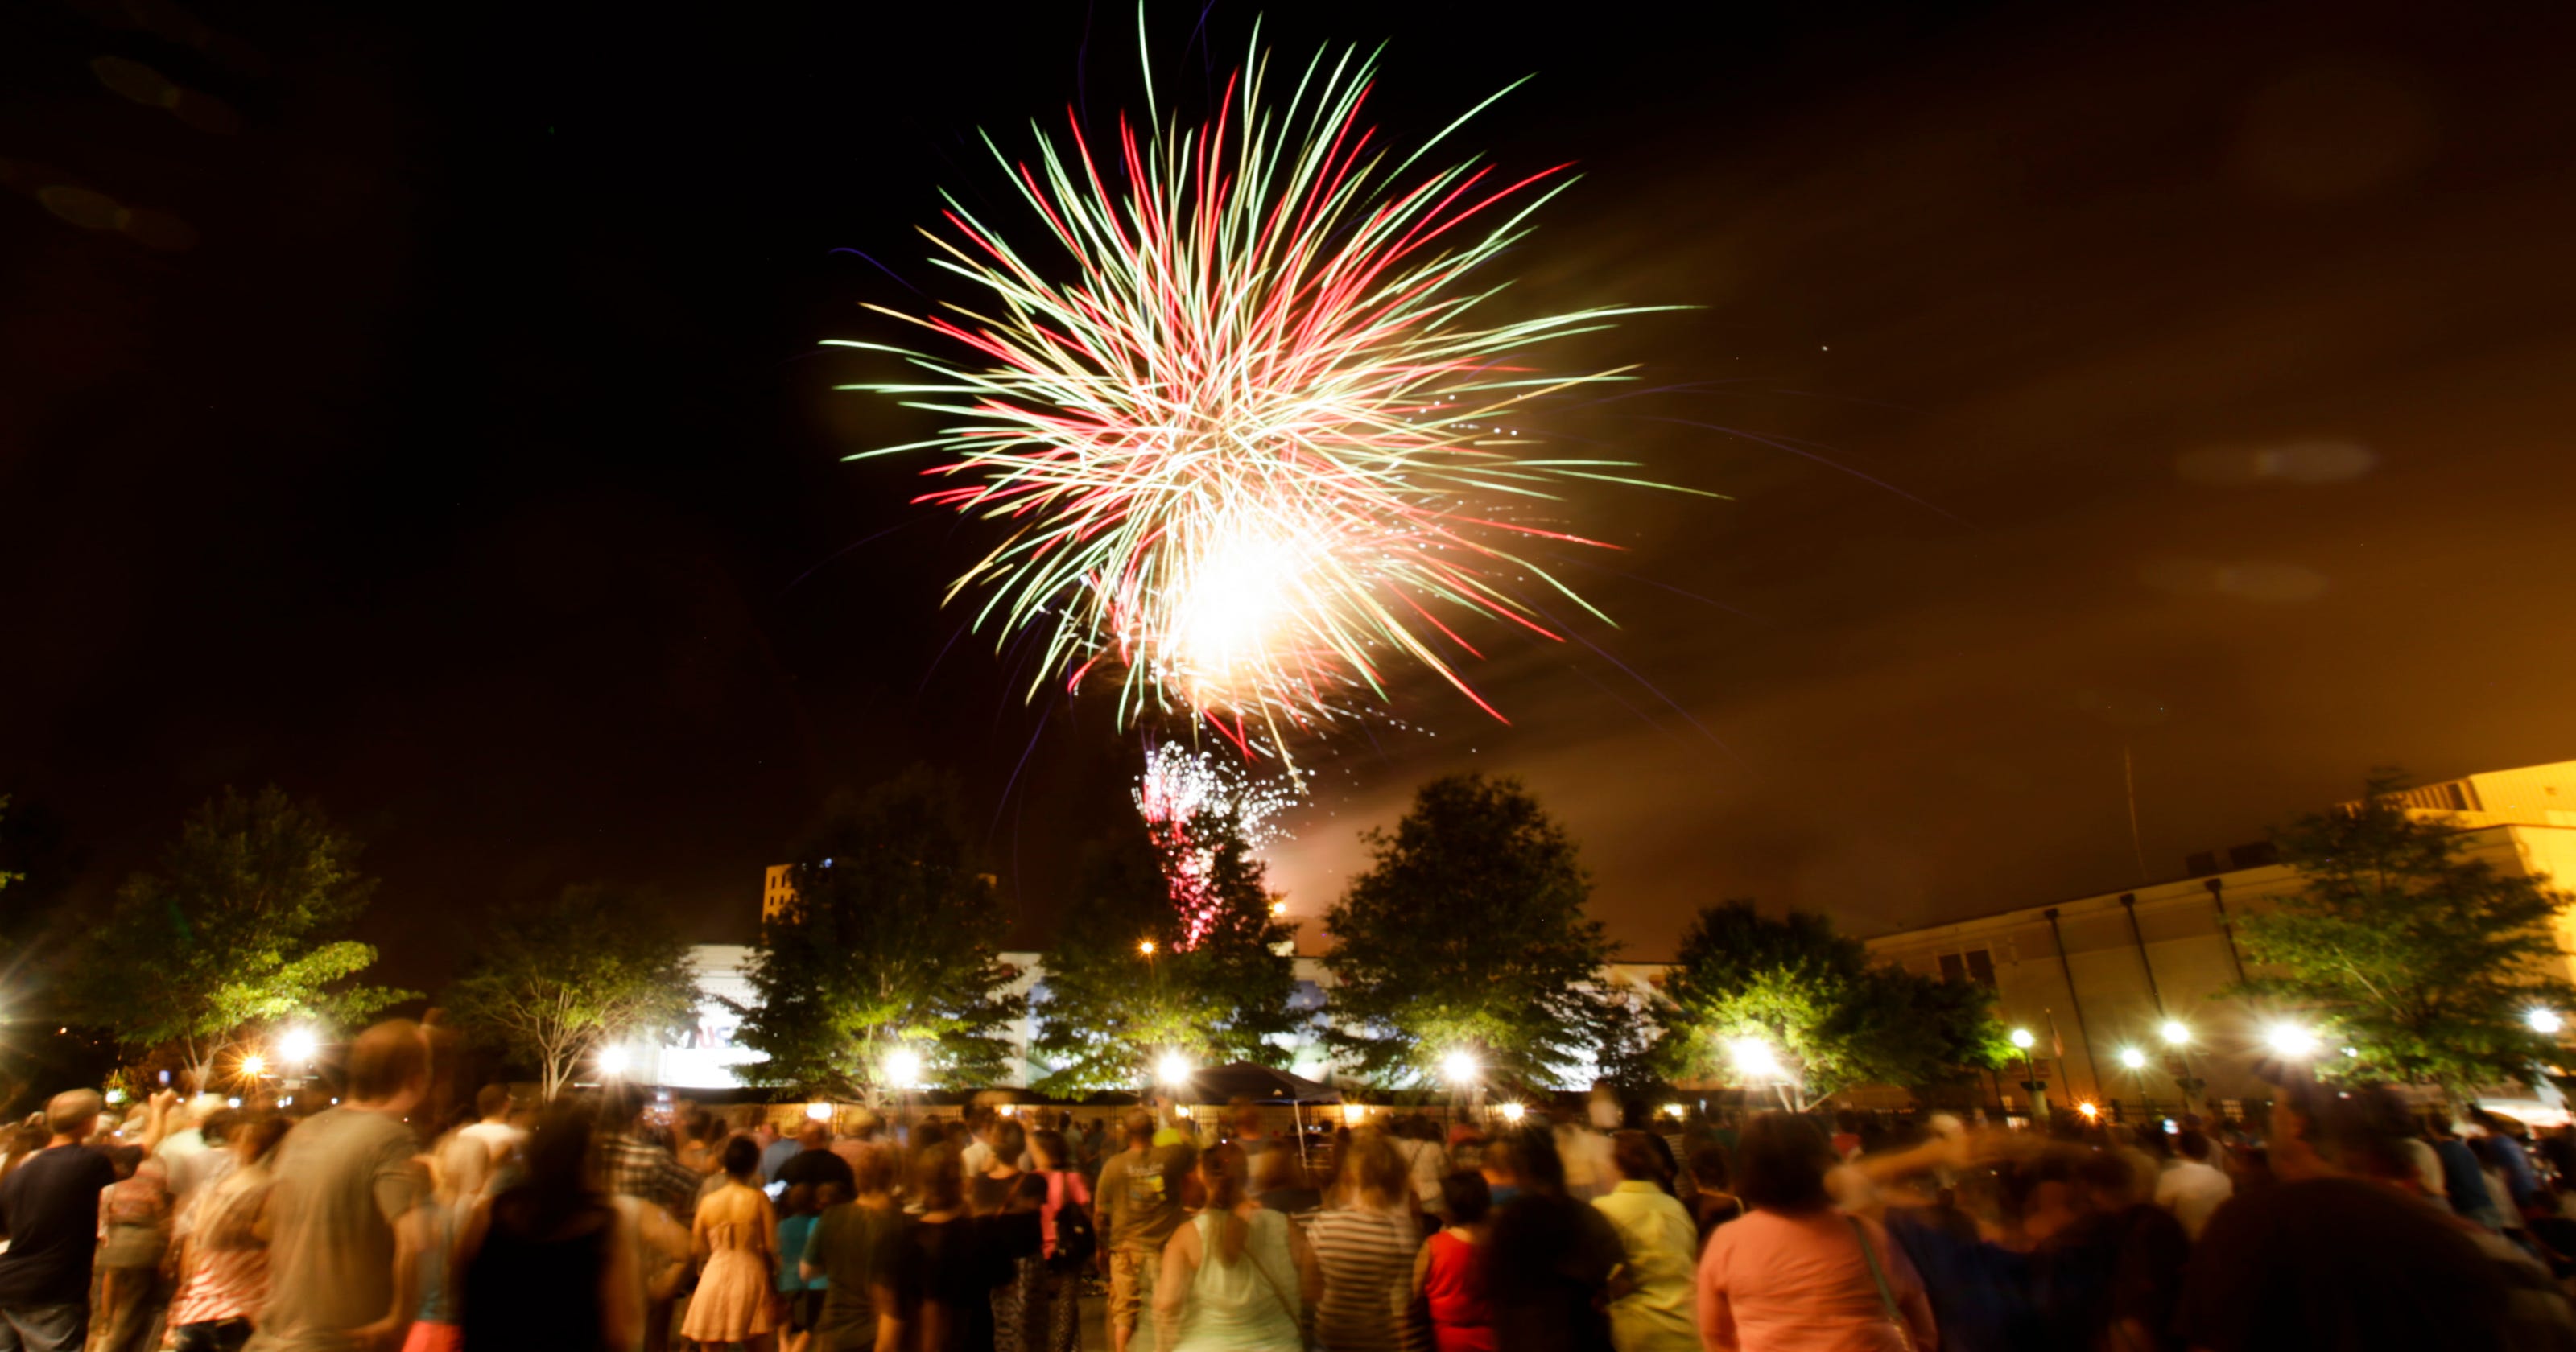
1413, 1171, 1496, 1352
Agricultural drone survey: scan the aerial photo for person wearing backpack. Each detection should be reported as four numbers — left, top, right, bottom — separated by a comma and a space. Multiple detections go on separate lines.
1028, 1128, 1095, 1352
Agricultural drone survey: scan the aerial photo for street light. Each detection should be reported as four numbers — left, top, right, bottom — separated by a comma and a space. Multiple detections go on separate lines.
2264, 1023, 2319, 1059
1138, 939, 1157, 958
2531, 1008, 2564, 1035
1496, 1102, 1525, 1123
279, 1027, 320, 1066
1156, 1051, 1194, 1087
2007, 1028, 2048, 1123
882, 1047, 925, 1090
597, 1045, 630, 1078
1442, 1049, 1480, 1086
239, 1053, 267, 1079
1728, 1037, 1782, 1080
2116, 1046, 2150, 1120
2159, 1020, 2207, 1111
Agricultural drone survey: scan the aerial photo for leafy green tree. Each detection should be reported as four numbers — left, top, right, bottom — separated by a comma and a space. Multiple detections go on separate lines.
71, 786, 410, 1090
2235, 769, 2576, 1098
1654, 901, 2002, 1110
737, 773, 1024, 1099
1032, 806, 1301, 1094
446, 884, 700, 1101
1323, 773, 1618, 1090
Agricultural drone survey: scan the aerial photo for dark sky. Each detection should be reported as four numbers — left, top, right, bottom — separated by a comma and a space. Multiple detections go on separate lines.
6, 0, 2574, 992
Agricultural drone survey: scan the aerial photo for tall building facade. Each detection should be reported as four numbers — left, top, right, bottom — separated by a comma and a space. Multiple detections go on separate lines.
1864, 760, 2576, 1116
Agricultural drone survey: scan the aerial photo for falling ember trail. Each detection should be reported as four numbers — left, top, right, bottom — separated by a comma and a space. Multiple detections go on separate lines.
1135, 742, 1297, 949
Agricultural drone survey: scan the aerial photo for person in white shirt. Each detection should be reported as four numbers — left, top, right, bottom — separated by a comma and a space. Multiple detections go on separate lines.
154, 1094, 233, 1205
2153, 1126, 2235, 1239
455, 1084, 527, 1164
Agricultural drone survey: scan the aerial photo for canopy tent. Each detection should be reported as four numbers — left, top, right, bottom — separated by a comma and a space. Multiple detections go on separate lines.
1179, 1061, 1340, 1105
1174, 1061, 1340, 1176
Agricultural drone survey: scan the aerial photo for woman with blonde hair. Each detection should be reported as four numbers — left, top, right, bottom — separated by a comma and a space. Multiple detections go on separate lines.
392, 1133, 493, 1352
1153, 1142, 1319, 1352
163, 1111, 295, 1352
1302, 1128, 1426, 1351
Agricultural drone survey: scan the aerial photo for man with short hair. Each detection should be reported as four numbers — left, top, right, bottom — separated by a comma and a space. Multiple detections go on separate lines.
596, 1085, 699, 1223
958, 1107, 996, 1177
2182, 1078, 2567, 1350
0, 1089, 119, 1352
1093, 1110, 1191, 1352
245, 1021, 430, 1352
2153, 1127, 2234, 1239
755, 1120, 798, 1185
778, 1122, 856, 1193
455, 1084, 524, 1161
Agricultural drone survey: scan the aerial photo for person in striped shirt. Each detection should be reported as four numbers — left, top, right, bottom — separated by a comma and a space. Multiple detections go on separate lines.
162, 1113, 294, 1352
1301, 1130, 1427, 1352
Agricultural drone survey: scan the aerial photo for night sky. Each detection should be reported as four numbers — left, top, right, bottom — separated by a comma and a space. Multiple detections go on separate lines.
7, 0, 2575, 995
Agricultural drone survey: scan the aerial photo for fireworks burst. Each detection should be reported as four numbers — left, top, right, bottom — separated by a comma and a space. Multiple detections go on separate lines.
1135, 743, 1298, 949
833, 31, 1690, 754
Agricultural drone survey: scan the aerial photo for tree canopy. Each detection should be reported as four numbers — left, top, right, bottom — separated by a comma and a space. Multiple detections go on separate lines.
735, 773, 1023, 1099
1322, 773, 1618, 1090
1031, 801, 1301, 1094
1655, 900, 2005, 1110
70, 786, 409, 1087
2235, 769, 2575, 1098
445, 883, 700, 1100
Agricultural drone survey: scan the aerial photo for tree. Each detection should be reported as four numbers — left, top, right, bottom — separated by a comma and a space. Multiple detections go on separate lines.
2234, 769, 2576, 1098
736, 773, 1024, 1099
445, 884, 700, 1101
1031, 806, 1302, 1094
70, 786, 409, 1089
1654, 901, 2004, 1111
1323, 773, 1619, 1090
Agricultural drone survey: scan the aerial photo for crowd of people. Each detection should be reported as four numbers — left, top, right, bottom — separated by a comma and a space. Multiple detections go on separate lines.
5, 1017, 2576, 1351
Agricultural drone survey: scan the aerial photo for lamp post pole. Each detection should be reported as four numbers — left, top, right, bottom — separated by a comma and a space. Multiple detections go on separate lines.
2010, 1028, 2050, 1123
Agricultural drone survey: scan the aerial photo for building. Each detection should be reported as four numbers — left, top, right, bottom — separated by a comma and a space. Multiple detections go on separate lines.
1864, 759, 2576, 1117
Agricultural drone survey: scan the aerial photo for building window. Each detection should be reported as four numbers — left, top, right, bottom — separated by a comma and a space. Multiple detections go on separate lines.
1938, 949, 1998, 988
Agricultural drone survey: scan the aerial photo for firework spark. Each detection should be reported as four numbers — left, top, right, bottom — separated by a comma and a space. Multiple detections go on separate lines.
832, 34, 1690, 752
1135, 743, 1297, 948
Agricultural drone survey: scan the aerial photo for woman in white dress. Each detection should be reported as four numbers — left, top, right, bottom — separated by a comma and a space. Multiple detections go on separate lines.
1152, 1142, 1319, 1352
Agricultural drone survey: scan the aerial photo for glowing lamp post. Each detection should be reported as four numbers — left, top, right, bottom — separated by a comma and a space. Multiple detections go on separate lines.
1496, 1101, 1525, 1124
2008, 1028, 2050, 1123
1440, 1049, 1481, 1130
237, 1053, 267, 1084
1729, 1037, 1800, 1112
596, 1044, 630, 1079
2161, 1020, 2206, 1111
278, 1027, 320, 1101
2117, 1045, 2149, 1119
881, 1045, 925, 1139
1156, 1051, 1194, 1089
2530, 1008, 2564, 1036
2263, 1023, 2319, 1061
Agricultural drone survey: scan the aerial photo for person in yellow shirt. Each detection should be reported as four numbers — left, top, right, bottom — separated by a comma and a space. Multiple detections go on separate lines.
1591, 1131, 1699, 1352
